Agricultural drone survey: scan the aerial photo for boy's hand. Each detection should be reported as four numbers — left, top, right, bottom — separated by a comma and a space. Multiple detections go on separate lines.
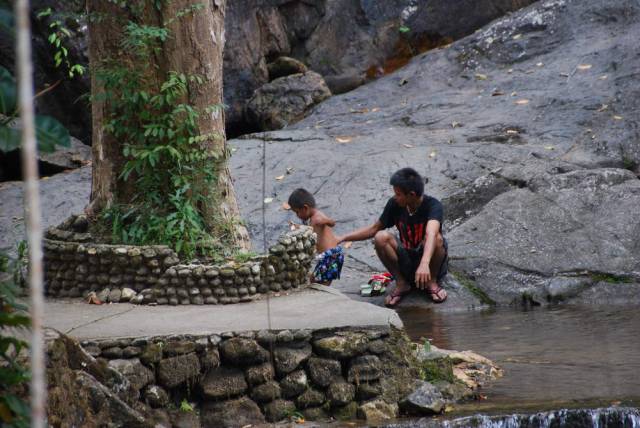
415, 262, 431, 289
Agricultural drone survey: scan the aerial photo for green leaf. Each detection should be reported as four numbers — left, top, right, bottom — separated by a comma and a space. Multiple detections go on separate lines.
0, 126, 20, 153
399, 25, 411, 33
0, 66, 17, 115
35, 115, 70, 153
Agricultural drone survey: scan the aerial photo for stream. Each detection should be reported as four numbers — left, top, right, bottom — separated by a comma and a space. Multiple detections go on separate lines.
393, 305, 640, 427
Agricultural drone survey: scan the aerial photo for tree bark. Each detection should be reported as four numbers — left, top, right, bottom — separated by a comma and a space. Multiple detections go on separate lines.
87, 0, 249, 250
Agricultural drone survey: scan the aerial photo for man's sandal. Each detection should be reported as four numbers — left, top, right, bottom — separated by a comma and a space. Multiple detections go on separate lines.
428, 285, 447, 303
384, 287, 411, 307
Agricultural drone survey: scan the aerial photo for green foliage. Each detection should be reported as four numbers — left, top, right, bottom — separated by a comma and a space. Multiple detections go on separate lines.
0, 242, 31, 428
590, 273, 633, 284
419, 358, 456, 384
36, 6, 85, 78
96, 5, 229, 259
0, 66, 71, 153
179, 399, 194, 413
232, 251, 259, 263
399, 25, 411, 33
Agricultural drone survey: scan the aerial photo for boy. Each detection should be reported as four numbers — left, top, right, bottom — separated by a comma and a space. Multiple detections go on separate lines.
337, 168, 448, 306
288, 188, 344, 284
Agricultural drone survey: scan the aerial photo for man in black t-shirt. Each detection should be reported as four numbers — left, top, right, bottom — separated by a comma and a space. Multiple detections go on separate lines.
337, 168, 448, 306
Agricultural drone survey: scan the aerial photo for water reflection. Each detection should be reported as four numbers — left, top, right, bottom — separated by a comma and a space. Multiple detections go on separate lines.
398, 305, 640, 405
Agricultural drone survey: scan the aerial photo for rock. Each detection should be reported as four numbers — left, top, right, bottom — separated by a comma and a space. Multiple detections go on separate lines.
200, 347, 220, 371
250, 380, 281, 403
201, 366, 247, 399
263, 399, 296, 423
307, 357, 342, 387
327, 381, 355, 406
267, 56, 308, 81
273, 343, 312, 375
200, 397, 264, 428
140, 343, 163, 365
331, 401, 358, 421
157, 353, 201, 389
38, 136, 91, 171
295, 388, 325, 409
245, 362, 274, 386
246, 71, 331, 131
170, 411, 200, 428
108, 288, 122, 303
358, 399, 399, 423
324, 73, 365, 95
97, 288, 110, 303
303, 406, 329, 421
102, 347, 123, 359
400, 381, 445, 415
280, 369, 308, 399
120, 287, 136, 302
149, 408, 172, 428
220, 337, 269, 366
348, 355, 382, 383
107, 358, 155, 392
144, 385, 169, 408
312, 333, 368, 359
122, 346, 141, 358
163, 341, 196, 357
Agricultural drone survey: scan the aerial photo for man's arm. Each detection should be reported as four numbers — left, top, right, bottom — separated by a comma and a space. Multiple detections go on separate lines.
337, 220, 385, 243
414, 219, 441, 289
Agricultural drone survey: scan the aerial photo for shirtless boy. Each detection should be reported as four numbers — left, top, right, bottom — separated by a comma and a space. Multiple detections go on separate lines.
288, 188, 344, 284
337, 168, 448, 306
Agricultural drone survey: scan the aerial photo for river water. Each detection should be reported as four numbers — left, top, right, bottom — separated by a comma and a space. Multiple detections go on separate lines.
394, 305, 640, 426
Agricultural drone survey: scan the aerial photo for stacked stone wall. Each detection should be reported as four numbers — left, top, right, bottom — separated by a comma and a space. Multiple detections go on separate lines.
43, 215, 316, 305
78, 326, 416, 424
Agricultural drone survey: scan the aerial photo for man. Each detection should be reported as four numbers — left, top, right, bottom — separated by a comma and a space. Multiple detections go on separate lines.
337, 168, 448, 306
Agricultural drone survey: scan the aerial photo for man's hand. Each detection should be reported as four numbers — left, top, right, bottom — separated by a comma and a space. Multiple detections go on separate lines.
415, 261, 431, 289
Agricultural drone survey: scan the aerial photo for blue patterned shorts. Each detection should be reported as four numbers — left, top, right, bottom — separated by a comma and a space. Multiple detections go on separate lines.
313, 246, 344, 282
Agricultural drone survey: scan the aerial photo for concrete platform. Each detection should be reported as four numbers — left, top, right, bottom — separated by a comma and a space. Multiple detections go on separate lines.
44, 285, 402, 340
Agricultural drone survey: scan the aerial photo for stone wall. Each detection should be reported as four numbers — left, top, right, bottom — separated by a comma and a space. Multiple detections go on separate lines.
75, 326, 418, 425
43, 215, 316, 305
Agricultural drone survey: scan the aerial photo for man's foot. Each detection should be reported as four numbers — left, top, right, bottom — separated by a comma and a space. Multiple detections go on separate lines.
385, 284, 411, 307
427, 283, 447, 303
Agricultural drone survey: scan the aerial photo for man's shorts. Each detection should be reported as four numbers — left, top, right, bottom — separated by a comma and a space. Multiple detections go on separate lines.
313, 246, 344, 283
396, 237, 448, 286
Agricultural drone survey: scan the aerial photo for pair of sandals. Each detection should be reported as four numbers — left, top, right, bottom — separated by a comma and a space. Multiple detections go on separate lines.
384, 283, 447, 307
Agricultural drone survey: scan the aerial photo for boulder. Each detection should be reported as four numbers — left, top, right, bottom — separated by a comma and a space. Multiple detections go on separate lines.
246, 71, 331, 131
107, 358, 155, 392
170, 411, 200, 428
245, 362, 274, 386
307, 357, 342, 387
327, 381, 355, 407
200, 397, 264, 428
162, 341, 196, 357
120, 287, 136, 302
331, 401, 358, 421
108, 288, 122, 303
264, 399, 296, 423
200, 347, 221, 371
312, 333, 368, 359
279, 369, 308, 399
348, 355, 382, 383
268, 56, 308, 81
250, 380, 281, 403
273, 343, 312, 375
201, 366, 247, 400
358, 399, 399, 423
157, 353, 201, 389
295, 388, 325, 409
140, 343, 163, 365
400, 381, 445, 415
219, 337, 269, 366
144, 384, 169, 408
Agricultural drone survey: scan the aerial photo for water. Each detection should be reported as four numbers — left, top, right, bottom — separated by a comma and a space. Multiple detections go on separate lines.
394, 305, 640, 426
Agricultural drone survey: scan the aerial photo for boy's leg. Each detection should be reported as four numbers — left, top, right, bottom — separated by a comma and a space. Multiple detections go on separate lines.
426, 232, 447, 302
373, 231, 411, 299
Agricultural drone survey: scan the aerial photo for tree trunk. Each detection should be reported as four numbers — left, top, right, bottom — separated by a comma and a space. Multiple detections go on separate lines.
87, 0, 249, 250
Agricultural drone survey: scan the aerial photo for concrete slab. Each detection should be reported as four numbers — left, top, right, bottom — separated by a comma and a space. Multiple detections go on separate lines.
45, 287, 402, 340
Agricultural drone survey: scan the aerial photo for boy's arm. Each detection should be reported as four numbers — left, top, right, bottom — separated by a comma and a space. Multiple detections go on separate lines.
337, 220, 384, 243
311, 211, 336, 227
415, 219, 441, 288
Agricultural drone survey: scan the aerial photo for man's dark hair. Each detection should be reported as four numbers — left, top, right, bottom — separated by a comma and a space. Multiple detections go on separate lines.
288, 188, 316, 209
390, 167, 425, 196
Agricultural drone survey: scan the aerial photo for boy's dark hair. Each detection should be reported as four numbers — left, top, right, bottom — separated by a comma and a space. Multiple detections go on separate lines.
390, 167, 425, 196
288, 188, 316, 209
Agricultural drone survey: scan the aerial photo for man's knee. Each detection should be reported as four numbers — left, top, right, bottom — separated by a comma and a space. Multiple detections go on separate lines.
374, 231, 393, 249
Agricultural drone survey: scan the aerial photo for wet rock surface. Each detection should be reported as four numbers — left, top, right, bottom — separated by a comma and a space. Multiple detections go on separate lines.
230, 0, 640, 307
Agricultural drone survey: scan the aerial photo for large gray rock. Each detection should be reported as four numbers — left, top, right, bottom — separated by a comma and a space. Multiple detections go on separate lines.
245, 362, 275, 386
296, 388, 325, 409
37, 136, 91, 171
143, 385, 169, 408
280, 369, 308, 399
219, 337, 269, 366
250, 380, 281, 403
230, 0, 640, 307
200, 397, 264, 428
274, 343, 312, 375
201, 366, 248, 400
327, 381, 355, 406
312, 332, 368, 359
348, 355, 382, 383
358, 399, 399, 423
264, 399, 296, 423
107, 358, 154, 393
307, 357, 342, 387
246, 71, 331, 131
401, 381, 445, 415
157, 353, 201, 389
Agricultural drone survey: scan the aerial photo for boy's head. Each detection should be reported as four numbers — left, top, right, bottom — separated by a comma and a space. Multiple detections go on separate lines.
390, 167, 425, 207
288, 188, 316, 220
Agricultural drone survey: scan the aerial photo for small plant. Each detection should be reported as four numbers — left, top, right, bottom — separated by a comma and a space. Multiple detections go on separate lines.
179, 399, 194, 413
419, 358, 456, 384
284, 409, 305, 423
36, 7, 85, 78
399, 25, 411, 33
232, 251, 259, 263
423, 337, 432, 353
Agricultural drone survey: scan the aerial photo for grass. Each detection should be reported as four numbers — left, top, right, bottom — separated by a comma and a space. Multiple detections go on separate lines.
451, 270, 496, 305
419, 358, 457, 384
590, 272, 633, 284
